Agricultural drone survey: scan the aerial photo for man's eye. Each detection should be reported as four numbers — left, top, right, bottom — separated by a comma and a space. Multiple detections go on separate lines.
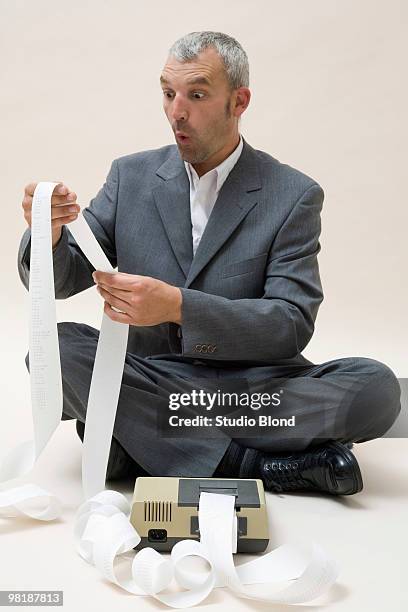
162, 91, 205, 100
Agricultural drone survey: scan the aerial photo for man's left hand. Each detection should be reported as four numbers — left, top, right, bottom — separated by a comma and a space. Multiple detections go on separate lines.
92, 271, 182, 326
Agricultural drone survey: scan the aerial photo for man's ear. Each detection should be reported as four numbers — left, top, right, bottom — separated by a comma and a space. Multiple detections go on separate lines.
234, 87, 251, 118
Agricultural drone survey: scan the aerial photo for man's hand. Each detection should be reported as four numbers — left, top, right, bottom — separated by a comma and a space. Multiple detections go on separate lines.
22, 182, 80, 249
92, 271, 182, 326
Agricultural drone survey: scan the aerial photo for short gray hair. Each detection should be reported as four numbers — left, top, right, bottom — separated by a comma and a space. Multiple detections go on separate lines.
168, 31, 249, 90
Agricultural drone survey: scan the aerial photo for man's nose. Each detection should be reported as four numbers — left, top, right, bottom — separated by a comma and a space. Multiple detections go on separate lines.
170, 95, 189, 122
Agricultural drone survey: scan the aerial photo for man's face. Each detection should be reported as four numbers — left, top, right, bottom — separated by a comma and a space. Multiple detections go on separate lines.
160, 47, 237, 164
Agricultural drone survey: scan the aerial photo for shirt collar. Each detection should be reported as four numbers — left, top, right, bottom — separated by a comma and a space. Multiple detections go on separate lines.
184, 135, 243, 193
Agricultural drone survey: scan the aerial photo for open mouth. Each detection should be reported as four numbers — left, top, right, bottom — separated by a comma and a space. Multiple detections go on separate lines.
176, 132, 190, 143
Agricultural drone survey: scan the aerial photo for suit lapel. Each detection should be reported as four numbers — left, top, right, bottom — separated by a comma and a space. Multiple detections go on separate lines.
152, 138, 262, 286
152, 154, 194, 279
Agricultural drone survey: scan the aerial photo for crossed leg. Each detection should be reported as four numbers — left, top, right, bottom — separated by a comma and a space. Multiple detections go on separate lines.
25, 322, 401, 479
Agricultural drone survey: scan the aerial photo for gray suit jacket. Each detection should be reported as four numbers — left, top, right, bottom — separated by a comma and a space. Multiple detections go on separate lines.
17, 137, 324, 367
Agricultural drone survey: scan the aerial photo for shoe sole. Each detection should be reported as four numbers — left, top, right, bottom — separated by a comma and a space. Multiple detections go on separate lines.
328, 441, 363, 495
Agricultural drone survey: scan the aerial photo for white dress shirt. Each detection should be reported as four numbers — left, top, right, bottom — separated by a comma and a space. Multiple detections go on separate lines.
184, 135, 243, 256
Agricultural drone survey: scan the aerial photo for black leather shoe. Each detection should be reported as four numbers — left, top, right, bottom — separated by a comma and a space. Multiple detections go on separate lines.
256, 441, 363, 496
75, 420, 147, 480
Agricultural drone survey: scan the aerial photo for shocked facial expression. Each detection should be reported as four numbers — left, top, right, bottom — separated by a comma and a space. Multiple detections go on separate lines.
160, 47, 238, 164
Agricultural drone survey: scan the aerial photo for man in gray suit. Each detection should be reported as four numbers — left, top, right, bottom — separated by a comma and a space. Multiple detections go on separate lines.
19, 31, 400, 495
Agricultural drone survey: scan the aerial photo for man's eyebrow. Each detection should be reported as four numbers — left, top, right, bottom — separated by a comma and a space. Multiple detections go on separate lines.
159, 75, 211, 87
185, 76, 211, 86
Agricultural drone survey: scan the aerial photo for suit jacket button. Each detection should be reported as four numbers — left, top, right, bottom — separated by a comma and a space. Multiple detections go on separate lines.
201, 345, 208, 353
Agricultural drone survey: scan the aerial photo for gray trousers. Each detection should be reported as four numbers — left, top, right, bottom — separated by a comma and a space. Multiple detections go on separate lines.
25, 322, 401, 477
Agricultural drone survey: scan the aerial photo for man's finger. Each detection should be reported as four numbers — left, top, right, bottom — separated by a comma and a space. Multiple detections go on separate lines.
24, 182, 38, 196
93, 271, 144, 289
51, 192, 77, 206
97, 283, 135, 305
97, 285, 132, 310
104, 301, 132, 324
54, 183, 69, 195
24, 182, 70, 196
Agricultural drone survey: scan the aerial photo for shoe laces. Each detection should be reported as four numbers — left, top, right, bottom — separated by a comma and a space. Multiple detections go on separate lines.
262, 453, 313, 492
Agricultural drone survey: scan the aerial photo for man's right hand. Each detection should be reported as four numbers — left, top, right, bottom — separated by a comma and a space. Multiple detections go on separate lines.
22, 182, 81, 249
